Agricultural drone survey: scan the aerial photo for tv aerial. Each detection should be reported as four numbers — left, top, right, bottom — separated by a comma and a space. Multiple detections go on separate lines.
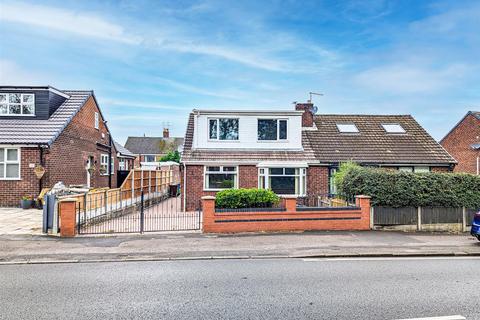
308, 92, 323, 114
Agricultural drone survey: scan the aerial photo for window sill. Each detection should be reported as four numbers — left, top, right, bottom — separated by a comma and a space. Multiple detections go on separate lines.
256, 140, 289, 143
207, 139, 241, 142
0, 178, 21, 181
204, 188, 236, 192
0, 114, 35, 117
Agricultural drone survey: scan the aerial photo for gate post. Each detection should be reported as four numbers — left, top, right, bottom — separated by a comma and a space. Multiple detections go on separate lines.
140, 191, 145, 233
58, 198, 78, 237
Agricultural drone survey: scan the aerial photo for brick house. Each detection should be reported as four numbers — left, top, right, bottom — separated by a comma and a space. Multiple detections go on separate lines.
440, 111, 480, 175
125, 128, 184, 168
0, 86, 117, 206
113, 141, 135, 171
181, 103, 456, 211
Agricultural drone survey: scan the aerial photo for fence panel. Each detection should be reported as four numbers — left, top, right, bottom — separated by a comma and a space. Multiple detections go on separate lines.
374, 206, 417, 225
421, 207, 462, 224
466, 208, 479, 226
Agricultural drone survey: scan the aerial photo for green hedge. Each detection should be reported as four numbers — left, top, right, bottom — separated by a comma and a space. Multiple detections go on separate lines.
215, 188, 280, 209
335, 163, 480, 208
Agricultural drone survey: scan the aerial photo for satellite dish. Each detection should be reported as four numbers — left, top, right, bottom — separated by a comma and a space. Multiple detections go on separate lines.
309, 105, 318, 114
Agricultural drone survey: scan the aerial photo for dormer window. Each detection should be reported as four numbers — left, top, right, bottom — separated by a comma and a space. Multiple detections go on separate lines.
336, 123, 359, 133
209, 118, 239, 140
0, 93, 35, 116
258, 119, 288, 141
382, 124, 406, 134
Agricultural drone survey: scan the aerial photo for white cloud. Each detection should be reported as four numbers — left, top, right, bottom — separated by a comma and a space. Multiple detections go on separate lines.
354, 63, 469, 94
0, 59, 48, 84
0, 1, 140, 44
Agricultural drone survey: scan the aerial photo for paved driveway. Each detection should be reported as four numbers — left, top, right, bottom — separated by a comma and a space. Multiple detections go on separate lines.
0, 207, 43, 235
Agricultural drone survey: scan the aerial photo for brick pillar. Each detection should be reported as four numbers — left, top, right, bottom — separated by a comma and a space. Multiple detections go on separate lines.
58, 198, 77, 237
202, 196, 216, 233
283, 196, 297, 213
355, 195, 371, 230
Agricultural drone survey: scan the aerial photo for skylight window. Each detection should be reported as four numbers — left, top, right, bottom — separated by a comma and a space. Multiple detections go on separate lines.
382, 124, 406, 134
336, 123, 359, 133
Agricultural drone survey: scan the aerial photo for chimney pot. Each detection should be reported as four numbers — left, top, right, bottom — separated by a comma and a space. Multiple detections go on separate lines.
163, 128, 170, 138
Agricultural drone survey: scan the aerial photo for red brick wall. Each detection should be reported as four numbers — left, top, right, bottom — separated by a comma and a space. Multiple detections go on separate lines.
307, 166, 329, 195
182, 164, 328, 211
441, 113, 480, 174
202, 196, 371, 233
0, 147, 41, 206
45, 96, 116, 189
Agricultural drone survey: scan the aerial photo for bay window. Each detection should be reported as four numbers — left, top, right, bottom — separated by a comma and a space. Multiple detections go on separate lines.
204, 166, 237, 190
209, 118, 239, 140
0, 93, 35, 116
258, 119, 287, 141
259, 167, 306, 195
0, 147, 20, 179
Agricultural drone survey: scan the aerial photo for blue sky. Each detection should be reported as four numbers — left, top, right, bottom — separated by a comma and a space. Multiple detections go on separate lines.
0, 0, 479, 144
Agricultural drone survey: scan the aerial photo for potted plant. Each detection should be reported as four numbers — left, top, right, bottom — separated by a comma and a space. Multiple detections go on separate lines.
20, 195, 33, 209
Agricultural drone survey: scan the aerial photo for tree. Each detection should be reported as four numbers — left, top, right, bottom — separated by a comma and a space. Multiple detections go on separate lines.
159, 150, 180, 163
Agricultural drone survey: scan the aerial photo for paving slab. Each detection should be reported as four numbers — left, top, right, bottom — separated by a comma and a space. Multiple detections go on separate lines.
0, 231, 479, 264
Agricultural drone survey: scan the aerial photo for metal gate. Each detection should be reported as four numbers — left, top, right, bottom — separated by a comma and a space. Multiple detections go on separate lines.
76, 189, 201, 234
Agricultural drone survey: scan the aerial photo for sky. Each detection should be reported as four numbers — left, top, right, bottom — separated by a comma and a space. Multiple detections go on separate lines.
0, 0, 479, 144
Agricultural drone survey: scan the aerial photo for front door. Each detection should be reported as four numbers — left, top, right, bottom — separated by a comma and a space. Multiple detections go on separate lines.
86, 156, 94, 187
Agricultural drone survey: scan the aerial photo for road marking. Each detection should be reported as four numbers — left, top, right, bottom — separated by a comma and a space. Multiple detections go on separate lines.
303, 256, 480, 262
395, 316, 465, 320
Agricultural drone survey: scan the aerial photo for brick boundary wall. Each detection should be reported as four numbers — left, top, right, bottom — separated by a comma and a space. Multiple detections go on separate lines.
202, 195, 371, 233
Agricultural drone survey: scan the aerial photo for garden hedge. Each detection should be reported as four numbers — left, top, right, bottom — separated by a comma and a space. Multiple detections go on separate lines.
215, 188, 280, 209
335, 163, 480, 208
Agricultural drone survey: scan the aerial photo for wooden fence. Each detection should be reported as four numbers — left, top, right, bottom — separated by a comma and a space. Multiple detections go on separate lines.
58, 168, 179, 212
373, 206, 479, 230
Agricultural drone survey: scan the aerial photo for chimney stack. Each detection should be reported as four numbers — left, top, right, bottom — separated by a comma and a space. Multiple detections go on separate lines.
163, 128, 170, 138
295, 102, 314, 127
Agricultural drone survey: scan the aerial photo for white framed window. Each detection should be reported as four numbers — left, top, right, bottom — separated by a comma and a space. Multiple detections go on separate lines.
398, 167, 413, 172
204, 166, 238, 190
414, 166, 430, 173
259, 167, 306, 196
100, 154, 109, 175
110, 157, 115, 175
94, 112, 99, 129
336, 123, 359, 133
144, 155, 156, 162
208, 118, 239, 140
0, 93, 35, 116
119, 158, 126, 170
257, 119, 288, 141
382, 123, 406, 134
0, 147, 20, 180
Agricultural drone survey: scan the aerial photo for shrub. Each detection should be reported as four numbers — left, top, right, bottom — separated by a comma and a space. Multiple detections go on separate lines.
336, 164, 480, 208
159, 151, 180, 163
215, 188, 280, 209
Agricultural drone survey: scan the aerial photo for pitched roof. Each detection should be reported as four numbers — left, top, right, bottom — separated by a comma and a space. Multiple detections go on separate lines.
113, 140, 135, 158
440, 111, 480, 143
181, 113, 317, 163
305, 114, 456, 165
124, 136, 184, 155
0, 90, 92, 145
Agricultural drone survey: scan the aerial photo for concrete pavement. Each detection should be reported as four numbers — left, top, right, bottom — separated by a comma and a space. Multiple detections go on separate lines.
1, 231, 479, 264
1, 257, 478, 319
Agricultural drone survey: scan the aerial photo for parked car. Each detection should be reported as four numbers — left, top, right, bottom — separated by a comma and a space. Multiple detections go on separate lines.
471, 211, 480, 240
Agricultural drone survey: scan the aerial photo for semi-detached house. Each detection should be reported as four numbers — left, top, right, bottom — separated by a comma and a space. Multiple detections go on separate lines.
0, 86, 116, 207
181, 102, 457, 211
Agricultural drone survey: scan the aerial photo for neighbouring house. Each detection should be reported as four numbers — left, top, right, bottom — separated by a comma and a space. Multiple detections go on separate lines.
0, 85, 117, 207
180, 103, 457, 211
440, 111, 480, 175
124, 128, 184, 167
113, 141, 135, 171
